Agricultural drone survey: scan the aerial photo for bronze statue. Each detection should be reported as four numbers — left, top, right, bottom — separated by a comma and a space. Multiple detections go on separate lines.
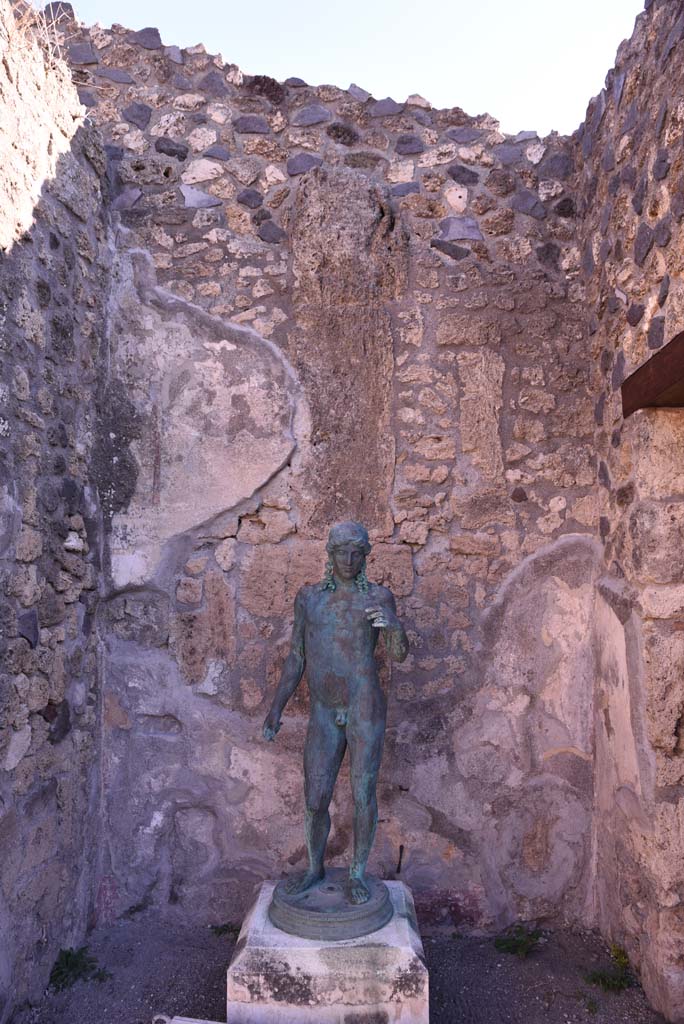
263, 521, 409, 906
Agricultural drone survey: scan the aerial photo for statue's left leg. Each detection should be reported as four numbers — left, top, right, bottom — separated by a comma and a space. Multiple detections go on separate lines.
347, 707, 386, 904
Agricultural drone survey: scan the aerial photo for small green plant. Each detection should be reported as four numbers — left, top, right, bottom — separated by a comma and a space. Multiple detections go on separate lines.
49, 946, 111, 991
494, 924, 543, 958
610, 944, 630, 970
210, 922, 240, 938
585, 995, 599, 1014
586, 944, 633, 992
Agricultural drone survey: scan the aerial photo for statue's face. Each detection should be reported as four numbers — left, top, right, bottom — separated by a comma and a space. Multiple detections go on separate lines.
331, 542, 365, 581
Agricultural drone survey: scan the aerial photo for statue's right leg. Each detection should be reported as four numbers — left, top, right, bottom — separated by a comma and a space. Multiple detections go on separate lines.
284, 702, 346, 896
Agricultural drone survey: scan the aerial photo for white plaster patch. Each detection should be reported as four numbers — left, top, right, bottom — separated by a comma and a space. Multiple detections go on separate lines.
444, 184, 468, 212
526, 142, 546, 164
3, 725, 31, 771
195, 660, 223, 696
203, 339, 237, 354
387, 160, 415, 183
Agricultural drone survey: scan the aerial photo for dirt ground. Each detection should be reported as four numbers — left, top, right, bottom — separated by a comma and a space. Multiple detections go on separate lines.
13, 916, 666, 1024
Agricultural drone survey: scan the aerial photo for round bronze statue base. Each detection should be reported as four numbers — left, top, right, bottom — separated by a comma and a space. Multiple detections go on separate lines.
268, 867, 393, 940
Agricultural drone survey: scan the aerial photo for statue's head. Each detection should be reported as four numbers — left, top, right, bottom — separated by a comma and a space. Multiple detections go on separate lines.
324, 521, 371, 590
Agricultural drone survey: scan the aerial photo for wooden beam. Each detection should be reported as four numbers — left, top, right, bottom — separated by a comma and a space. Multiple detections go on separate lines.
621, 330, 684, 418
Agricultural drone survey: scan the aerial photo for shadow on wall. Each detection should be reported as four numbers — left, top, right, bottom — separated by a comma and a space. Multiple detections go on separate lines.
0, 6, 111, 1018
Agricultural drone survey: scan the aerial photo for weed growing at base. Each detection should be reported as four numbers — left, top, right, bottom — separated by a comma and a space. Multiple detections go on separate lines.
586, 944, 633, 992
494, 924, 543, 958
49, 947, 111, 991
210, 922, 240, 938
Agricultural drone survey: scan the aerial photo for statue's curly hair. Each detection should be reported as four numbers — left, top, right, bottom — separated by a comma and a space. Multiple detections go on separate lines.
322, 558, 369, 593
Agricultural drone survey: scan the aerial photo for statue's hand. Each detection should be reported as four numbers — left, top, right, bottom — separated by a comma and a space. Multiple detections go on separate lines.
365, 605, 396, 629
263, 709, 282, 742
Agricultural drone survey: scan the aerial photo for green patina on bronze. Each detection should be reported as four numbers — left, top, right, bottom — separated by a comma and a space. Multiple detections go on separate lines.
263, 520, 409, 912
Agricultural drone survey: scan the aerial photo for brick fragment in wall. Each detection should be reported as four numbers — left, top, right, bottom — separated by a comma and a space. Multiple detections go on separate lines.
172, 572, 236, 683
457, 351, 504, 481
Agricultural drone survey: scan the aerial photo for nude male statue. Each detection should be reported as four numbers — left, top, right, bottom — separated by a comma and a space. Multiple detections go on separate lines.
263, 521, 409, 905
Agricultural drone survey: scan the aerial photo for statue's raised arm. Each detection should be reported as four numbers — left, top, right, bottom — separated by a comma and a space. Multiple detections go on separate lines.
365, 589, 409, 663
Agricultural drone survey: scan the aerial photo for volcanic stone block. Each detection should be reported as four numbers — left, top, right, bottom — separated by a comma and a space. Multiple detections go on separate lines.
634, 221, 655, 265
393, 181, 420, 196
448, 162, 479, 184
439, 215, 483, 241
68, 41, 99, 65
95, 67, 134, 83
203, 143, 230, 161
233, 115, 270, 134
538, 152, 574, 179
648, 316, 665, 349
198, 71, 229, 97
128, 26, 162, 48
446, 126, 482, 143
258, 219, 286, 243
493, 143, 522, 165
396, 134, 424, 155
369, 97, 404, 117
431, 238, 470, 260
236, 188, 262, 209
287, 153, 322, 175
348, 83, 370, 101
291, 104, 331, 126
511, 188, 547, 219
122, 102, 152, 129
224, 880, 428, 1023
653, 148, 670, 180
44, 2, 74, 21
627, 303, 645, 326
155, 137, 189, 160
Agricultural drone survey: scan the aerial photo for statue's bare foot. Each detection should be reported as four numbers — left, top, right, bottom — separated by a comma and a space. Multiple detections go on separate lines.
348, 874, 370, 904
284, 868, 324, 895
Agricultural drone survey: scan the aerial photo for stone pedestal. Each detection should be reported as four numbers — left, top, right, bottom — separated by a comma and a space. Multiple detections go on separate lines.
268, 867, 393, 940
225, 879, 429, 1023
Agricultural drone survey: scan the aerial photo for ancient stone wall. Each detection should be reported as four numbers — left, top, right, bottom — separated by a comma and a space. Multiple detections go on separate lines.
0, 2, 110, 1019
577, 1, 684, 1018
62, 11, 601, 936
5, 0, 684, 1020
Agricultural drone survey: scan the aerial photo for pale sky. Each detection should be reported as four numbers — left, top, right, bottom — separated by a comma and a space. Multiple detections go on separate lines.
70, 0, 644, 137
